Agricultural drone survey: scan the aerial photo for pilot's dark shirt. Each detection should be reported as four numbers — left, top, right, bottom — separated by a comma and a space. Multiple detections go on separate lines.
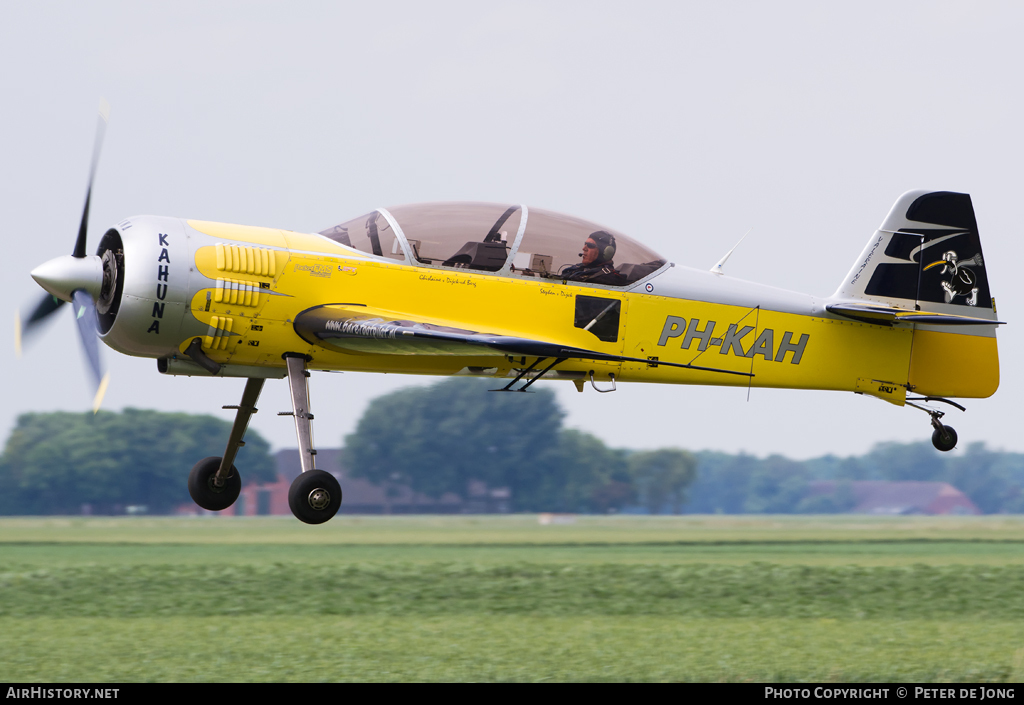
561, 261, 627, 286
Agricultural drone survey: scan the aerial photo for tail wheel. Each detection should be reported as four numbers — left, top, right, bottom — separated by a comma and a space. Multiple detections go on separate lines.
288, 470, 342, 525
932, 426, 958, 452
188, 456, 241, 511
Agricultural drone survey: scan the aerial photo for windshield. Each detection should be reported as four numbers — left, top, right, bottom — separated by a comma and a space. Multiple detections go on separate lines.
319, 211, 406, 261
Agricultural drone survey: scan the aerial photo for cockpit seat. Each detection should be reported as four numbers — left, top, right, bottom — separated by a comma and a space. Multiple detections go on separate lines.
442, 241, 509, 271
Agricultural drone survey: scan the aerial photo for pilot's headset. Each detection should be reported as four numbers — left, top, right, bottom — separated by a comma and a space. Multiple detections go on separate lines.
589, 230, 617, 263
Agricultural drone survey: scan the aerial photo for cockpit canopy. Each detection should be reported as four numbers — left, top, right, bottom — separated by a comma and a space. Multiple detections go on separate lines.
319, 202, 667, 287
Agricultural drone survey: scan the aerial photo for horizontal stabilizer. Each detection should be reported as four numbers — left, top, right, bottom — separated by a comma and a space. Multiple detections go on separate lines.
826, 302, 1005, 327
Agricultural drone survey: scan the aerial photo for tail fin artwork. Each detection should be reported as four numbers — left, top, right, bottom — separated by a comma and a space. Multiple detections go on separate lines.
835, 190, 994, 311
831, 190, 1000, 399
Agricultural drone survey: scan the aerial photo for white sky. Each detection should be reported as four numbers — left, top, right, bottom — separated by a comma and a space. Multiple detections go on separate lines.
2, 1, 1022, 460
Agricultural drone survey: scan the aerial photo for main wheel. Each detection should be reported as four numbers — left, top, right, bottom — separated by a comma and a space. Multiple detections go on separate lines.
188, 456, 242, 511
932, 426, 958, 452
288, 470, 342, 525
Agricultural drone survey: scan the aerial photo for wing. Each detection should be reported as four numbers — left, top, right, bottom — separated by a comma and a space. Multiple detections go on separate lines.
293, 303, 752, 378
826, 302, 1005, 326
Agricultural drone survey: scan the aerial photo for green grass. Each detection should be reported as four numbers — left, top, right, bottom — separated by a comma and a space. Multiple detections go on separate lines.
2, 562, 1024, 619
4, 514, 1024, 544
5, 539, 1024, 566
2, 616, 1022, 682
2, 515, 1024, 681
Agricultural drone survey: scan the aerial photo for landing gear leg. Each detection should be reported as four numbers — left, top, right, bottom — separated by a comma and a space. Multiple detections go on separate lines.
282, 354, 341, 524
188, 377, 265, 511
906, 396, 963, 453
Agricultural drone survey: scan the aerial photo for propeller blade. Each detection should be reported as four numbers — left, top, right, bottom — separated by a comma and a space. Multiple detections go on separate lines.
24, 291, 66, 326
15, 292, 67, 355
71, 289, 104, 397
23, 101, 114, 411
72, 99, 110, 259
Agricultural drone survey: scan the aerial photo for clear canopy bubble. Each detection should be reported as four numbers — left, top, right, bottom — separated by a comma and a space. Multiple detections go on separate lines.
320, 202, 666, 286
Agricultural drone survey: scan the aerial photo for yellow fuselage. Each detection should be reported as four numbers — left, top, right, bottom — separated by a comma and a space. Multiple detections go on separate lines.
185, 221, 999, 402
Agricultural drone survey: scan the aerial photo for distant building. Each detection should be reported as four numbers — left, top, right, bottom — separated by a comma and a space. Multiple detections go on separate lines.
182, 449, 511, 516
806, 481, 981, 515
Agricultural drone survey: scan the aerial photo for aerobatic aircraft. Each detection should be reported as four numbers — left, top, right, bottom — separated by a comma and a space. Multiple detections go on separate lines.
19, 105, 1003, 524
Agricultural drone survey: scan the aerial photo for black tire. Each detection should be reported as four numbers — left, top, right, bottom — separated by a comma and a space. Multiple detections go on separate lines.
932, 426, 958, 452
188, 456, 241, 511
288, 470, 342, 525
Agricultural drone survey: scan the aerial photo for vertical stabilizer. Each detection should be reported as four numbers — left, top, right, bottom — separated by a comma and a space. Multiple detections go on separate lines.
834, 190, 994, 315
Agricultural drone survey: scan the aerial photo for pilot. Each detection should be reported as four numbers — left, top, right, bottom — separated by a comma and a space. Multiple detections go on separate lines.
562, 230, 626, 285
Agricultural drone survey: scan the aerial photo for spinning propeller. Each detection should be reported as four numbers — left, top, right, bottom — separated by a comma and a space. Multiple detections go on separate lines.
16, 100, 112, 412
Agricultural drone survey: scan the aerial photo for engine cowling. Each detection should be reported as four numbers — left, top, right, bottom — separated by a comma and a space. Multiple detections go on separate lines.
97, 215, 208, 358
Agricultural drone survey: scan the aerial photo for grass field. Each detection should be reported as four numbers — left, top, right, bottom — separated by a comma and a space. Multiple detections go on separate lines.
2, 515, 1023, 681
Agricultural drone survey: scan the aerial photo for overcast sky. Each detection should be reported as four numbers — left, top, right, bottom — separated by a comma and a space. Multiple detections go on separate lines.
2, 1, 1022, 460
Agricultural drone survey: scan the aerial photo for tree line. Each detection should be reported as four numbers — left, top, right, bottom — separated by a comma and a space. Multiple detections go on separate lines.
1, 378, 1023, 514
0, 409, 275, 515
342, 377, 695, 514
686, 441, 1024, 515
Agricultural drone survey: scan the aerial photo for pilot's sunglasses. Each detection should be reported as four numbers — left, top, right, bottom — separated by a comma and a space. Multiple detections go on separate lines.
583, 241, 598, 249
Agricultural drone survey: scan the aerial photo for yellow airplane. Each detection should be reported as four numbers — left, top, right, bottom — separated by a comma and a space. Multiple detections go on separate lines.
19, 106, 1003, 523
